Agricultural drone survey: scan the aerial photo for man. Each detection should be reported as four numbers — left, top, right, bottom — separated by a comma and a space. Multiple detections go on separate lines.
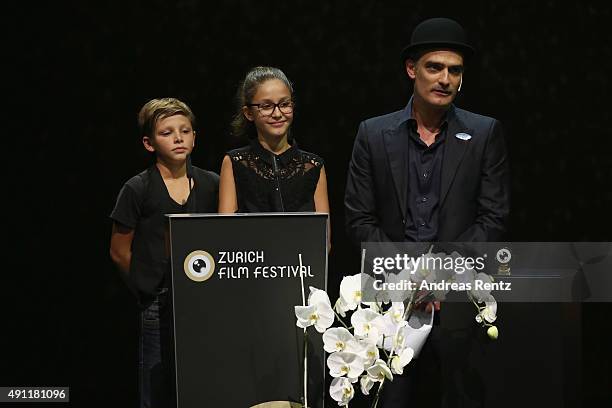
344, 18, 510, 406
345, 17, 508, 244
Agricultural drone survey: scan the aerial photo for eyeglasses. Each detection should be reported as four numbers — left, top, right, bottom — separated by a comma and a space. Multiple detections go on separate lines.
247, 100, 294, 116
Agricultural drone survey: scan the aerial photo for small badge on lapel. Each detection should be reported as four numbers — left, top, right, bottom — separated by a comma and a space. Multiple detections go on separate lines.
455, 132, 472, 141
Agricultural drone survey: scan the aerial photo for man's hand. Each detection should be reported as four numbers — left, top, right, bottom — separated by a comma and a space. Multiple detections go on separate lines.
414, 290, 441, 313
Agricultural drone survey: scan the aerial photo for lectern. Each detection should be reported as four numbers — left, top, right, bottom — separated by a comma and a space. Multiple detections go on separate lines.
167, 213, 328, 408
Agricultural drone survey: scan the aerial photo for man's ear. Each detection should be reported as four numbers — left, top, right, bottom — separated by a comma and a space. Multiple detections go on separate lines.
242, 105, 254, 122
143, 136, 155, 152
405, 59, 417, 80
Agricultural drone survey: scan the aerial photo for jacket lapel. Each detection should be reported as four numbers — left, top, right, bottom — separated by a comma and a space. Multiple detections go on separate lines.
440, 112, 472, 207
384, 121, 410, 218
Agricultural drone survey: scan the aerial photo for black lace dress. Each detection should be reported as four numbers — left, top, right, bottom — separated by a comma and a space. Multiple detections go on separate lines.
227, 138, 324, 212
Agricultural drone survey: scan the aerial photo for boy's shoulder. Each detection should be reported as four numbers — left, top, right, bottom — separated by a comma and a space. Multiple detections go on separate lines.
123, 166, 155, 196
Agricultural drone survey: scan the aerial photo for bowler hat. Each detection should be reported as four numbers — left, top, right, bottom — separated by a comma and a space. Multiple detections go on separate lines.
401, 17, 475, 61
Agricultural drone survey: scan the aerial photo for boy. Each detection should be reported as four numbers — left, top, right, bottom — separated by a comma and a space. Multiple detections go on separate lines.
110, 98, 219, 407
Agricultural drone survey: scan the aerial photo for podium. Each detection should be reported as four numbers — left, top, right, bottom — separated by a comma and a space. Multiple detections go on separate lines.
167, 213, 328, 408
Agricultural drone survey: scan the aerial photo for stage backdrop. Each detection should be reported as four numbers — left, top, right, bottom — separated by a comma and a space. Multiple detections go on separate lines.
3, 1, 611, 406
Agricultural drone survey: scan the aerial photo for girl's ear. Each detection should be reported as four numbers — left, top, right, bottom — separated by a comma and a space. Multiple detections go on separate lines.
242, 106, 254, 122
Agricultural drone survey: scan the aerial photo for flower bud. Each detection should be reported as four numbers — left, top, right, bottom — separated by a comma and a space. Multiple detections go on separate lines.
487, 325, 499, 340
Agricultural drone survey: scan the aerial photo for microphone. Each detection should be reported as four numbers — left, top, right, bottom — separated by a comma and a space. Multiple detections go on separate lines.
186, 154, 197, 211
186, 154, 194, 182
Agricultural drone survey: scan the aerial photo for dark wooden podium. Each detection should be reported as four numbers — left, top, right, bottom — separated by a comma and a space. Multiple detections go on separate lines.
167, 213, 328, 408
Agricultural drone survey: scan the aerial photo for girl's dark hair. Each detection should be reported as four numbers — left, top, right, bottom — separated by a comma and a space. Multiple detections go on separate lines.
231, 66, 294, 139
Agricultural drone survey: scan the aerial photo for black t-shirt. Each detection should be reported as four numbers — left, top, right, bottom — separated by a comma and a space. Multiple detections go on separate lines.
227, 138, 324, 212
110, 164, 219, 307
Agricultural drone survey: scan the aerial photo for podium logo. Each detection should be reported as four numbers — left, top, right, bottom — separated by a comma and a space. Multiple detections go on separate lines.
184, 250, 216, 282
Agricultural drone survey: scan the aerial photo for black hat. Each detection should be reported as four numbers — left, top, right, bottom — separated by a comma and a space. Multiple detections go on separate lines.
401, 17, 475, 62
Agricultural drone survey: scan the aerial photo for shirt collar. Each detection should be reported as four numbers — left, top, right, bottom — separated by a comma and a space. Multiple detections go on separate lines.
399, 96, 456, 130
249, 137, 299, 166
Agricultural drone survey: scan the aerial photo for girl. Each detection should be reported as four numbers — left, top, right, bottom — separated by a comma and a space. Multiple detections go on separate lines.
219, 66, 329, 218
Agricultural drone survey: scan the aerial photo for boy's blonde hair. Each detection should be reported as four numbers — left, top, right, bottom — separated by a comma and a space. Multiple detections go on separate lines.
138, 98, 196, 137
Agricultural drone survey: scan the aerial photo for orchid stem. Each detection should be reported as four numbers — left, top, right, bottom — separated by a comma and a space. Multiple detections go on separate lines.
371, 379, 385, 408
333, 310, 350, 329
371, 291, 417, 408
467, 291, 482, 312
303, 329, 308, 408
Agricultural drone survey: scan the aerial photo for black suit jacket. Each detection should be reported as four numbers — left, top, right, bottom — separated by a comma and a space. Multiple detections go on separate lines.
345, 102, 509, 244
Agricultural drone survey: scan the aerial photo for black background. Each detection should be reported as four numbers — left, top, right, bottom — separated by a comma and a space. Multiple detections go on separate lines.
4, 1, 611, 406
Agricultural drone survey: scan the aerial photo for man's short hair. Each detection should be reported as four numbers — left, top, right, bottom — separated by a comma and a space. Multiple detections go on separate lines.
406, 46, 467, 64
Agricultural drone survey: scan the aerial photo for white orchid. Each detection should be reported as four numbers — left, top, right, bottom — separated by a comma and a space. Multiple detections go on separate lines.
361, 300, 382, 313
474, 294, 497, 326
367, 359, 394, 382
375, 302, 407, 351
359, 375, 375, 395
376, 268, 412, 303
365, 271, 394, 303
334, 296, 350, 318
294, 287, 334, 333
481, 297, 497, 323
430, 259, 454, 301
410, 253, 439, 284
327, 351, 365, 381
471, 272, 494, 302
358, 325, 380, 347
323, 328, 360, 354
350, 307, 382, 338
339, 274, 363, 310
358, 341, 380, 367
293, 249, 502, 406
330, 377, 354, 406
448, 250, 476, 276
451, 253, 476, 288
386, 302, 405, 324
390, 347, 414, 375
